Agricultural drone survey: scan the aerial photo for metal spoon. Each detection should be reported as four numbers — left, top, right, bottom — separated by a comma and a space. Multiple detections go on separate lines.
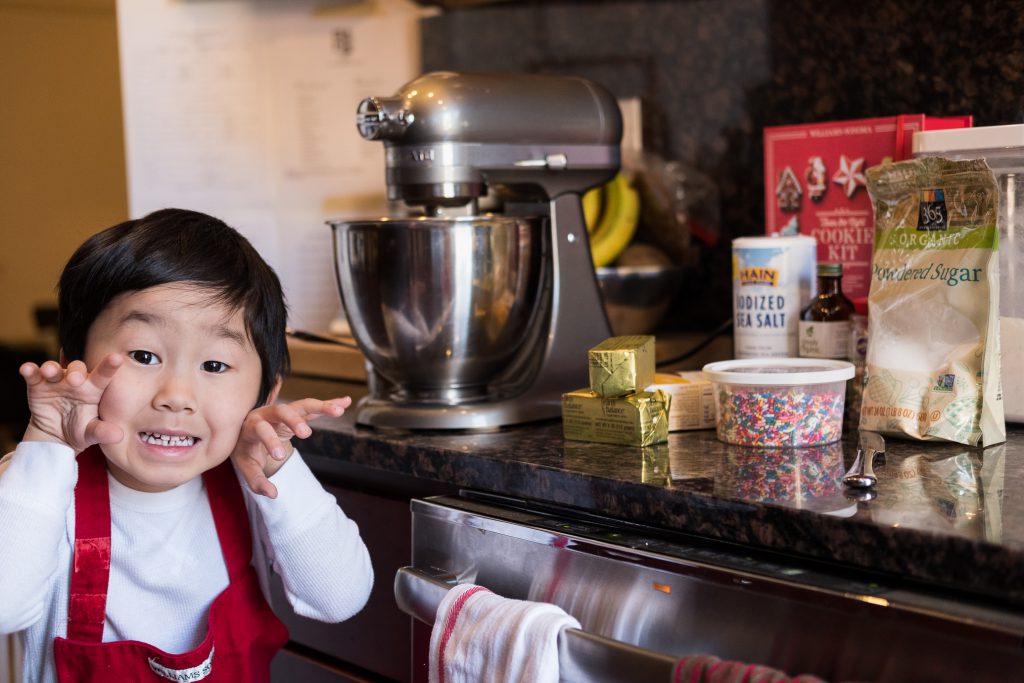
843, 431, 885, 489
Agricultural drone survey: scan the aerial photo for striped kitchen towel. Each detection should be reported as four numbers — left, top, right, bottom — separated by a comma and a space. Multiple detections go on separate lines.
428, 583, 581, 683
672, 654, 827, 683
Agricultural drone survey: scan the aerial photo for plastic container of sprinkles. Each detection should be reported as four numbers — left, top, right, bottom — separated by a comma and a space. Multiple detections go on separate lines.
702, 358, 855, 447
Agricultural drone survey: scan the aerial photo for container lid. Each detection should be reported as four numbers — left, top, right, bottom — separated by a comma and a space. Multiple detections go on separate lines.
733, 234, 816, 248
702, 358, 855, 385
913, 124, 1024, 156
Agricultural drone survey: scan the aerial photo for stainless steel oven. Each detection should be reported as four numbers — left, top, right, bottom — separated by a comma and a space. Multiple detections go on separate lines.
398, 494, 1024, 683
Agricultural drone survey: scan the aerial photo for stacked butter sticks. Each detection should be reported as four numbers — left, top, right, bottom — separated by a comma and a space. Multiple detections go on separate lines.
561, 335, 670, 447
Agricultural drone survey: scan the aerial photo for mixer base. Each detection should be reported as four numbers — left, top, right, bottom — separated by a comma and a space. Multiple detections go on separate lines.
353, 395, 562, 430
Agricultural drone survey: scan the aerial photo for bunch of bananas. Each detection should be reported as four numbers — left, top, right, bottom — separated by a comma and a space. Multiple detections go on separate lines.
583, 173, 641, 268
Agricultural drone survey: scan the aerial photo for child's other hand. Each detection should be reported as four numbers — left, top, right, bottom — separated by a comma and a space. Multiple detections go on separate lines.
20, 354, 125, 452
232, 396, 352, 498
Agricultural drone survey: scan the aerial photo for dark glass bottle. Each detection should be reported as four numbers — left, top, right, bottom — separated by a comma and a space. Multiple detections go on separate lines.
798, 263, 855, 359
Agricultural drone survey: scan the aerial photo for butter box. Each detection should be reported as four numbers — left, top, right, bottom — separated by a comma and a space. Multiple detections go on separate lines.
561, 388, 670, 447
588, 335, 656, 398
646, 372, 715, 432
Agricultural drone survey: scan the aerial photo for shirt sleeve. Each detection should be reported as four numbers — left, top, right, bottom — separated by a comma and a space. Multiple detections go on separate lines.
0, 442, 76, 633
241, 450, 374, 623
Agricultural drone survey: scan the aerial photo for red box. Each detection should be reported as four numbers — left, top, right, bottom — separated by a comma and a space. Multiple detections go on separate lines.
764, 114, 972, 299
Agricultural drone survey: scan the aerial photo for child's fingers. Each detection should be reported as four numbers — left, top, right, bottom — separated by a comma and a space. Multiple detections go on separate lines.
325, 396, 353, 413
290, 396, 351, 421
89, 353, 123, 390
267, 403, 311, 439
252, 419, 287, 460
85, 419, 124, 446
64, 360, 89, 387
19, 362, 43, 385
256, 477, 278, 499
236, 457, 278, 499
36, 360, 67, 384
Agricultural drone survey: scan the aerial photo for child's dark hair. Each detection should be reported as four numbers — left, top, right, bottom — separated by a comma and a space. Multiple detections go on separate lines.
57, 208, 290, 406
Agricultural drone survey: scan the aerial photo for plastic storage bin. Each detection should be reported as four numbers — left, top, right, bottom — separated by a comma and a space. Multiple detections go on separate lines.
914, 125, 1024, 422
702, 358, 855, 447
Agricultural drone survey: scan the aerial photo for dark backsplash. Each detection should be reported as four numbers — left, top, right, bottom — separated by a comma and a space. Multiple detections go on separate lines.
421, 0, 1024, 330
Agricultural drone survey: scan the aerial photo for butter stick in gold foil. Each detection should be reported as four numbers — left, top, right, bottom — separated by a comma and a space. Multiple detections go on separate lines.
588, 335, 656, 398
561, 388, 670, 447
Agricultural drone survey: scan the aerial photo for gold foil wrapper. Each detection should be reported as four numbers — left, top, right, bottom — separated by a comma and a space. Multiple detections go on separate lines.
561, 388, 670, 447
640, 446, 672, 486
588, 335, 656, 398
561, 441, 671, 486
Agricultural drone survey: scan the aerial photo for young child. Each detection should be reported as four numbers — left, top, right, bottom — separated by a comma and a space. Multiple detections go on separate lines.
0, 208, 373, 682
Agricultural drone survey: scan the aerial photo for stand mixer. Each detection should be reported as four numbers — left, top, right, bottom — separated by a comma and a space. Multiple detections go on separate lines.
330, 71, 622, 429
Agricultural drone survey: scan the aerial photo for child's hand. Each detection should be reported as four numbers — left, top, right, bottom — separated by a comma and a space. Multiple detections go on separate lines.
19, 353, 125, 452
232, 396, 352, 498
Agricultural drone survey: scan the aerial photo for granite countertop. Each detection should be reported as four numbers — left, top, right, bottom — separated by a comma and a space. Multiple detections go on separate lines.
301, 404, 1023, 607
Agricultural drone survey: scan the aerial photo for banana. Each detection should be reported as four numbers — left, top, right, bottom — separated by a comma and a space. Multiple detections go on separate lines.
582, 186, 604, 235
589, 173, 640, 268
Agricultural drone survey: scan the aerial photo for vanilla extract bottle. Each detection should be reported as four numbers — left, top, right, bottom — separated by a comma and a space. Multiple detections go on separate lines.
798, 263, 855, 359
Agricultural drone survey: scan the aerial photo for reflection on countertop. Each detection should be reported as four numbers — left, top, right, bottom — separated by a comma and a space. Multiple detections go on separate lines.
296, 386, 1022, 606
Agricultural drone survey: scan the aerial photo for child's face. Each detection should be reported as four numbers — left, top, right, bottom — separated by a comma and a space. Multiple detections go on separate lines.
83, 283, 264, 492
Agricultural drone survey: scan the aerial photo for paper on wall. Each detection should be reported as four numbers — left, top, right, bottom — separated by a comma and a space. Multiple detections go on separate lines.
117, 0, 427, 332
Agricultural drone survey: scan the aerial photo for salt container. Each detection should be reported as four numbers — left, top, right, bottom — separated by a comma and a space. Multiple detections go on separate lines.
731, 235, 816, 359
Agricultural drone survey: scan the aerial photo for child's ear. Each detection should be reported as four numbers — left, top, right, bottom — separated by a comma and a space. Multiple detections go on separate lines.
265, 376, 283, 406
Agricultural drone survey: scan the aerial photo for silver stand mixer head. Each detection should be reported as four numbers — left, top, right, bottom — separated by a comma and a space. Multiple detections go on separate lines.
331, 71, 623, 430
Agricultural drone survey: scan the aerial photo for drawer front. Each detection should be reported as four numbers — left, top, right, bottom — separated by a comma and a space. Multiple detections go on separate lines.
272, 647, 375, 683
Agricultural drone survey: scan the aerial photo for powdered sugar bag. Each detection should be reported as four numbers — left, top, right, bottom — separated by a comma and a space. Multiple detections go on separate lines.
861, 157, 1004, 446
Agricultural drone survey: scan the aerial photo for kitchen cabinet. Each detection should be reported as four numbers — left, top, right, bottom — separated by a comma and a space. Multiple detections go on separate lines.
272, 649, 367, 683
269, 485, 412, 682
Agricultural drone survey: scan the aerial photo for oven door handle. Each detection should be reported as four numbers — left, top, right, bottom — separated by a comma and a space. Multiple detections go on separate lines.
394, 566, 679, 682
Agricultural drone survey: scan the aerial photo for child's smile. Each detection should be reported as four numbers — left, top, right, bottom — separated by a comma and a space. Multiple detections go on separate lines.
139, 431, 198, 448
83, 283, 263, 492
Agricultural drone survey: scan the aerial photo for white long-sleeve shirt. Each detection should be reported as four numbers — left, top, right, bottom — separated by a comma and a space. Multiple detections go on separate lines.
0, 441, 374, 683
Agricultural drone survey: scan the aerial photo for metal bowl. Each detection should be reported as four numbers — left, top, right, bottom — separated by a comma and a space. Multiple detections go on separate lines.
330, 215, 545, 403
596, 264, 686, 335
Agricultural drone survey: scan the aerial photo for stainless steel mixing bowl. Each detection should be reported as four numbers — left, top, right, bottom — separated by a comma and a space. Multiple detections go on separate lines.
330, 215, 546, 404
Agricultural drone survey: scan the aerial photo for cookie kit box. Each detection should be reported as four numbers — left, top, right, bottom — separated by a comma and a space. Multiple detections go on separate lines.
764, 114, 972, 299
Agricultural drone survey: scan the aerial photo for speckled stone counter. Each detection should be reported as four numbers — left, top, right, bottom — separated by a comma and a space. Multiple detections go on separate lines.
300, 404, 1023, 607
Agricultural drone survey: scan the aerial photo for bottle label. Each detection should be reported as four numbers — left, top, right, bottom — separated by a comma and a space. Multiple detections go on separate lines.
799, 320, 851, 359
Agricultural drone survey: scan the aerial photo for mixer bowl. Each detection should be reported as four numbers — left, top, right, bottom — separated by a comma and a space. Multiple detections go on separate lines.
330, 215, 546, 404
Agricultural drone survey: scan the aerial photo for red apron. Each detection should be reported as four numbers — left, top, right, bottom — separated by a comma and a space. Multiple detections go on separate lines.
53, 446, 289, 682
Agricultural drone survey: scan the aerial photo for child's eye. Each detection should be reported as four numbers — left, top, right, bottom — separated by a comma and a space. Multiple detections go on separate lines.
202, 360, 229, 374
127, 350, 159, 365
